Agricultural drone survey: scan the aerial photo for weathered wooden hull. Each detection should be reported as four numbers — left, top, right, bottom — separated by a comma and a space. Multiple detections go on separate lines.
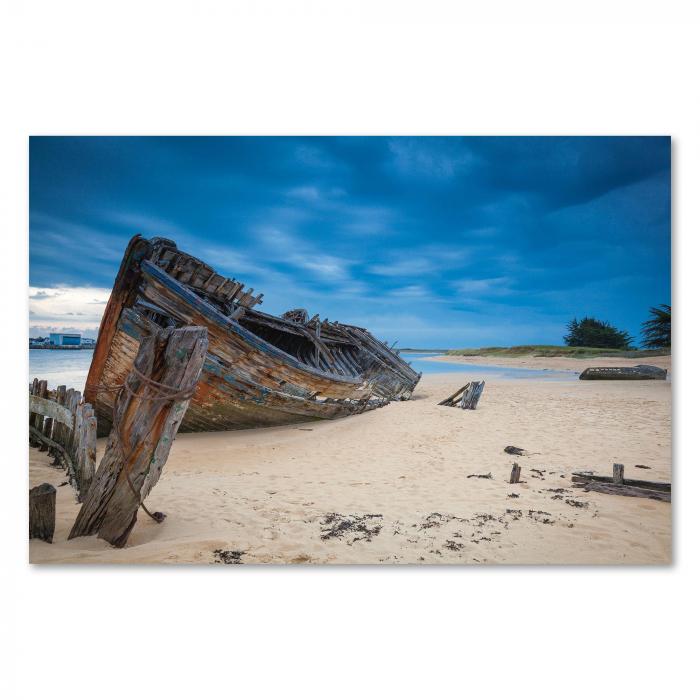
86, 236, 414, 433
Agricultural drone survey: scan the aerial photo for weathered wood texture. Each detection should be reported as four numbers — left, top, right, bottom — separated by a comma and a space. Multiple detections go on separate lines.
86, 235, 411, 435
509, 463, 522, 484
579, 481, 671, 502
70, 326, 208, 547
29, 394, 73, 429
572, 465, 671, 502
613, 463, 624, 484
29, 483, 56, 543
438, 381, 485, 410
571, 472, 671, 492
29, 378, 40, 447
50, 385, 67, 466
28, 383, 96, 500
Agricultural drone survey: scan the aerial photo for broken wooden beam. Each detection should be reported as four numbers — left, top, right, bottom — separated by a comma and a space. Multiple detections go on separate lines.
571, 472, 670, 492
438, 380, 485, 409
29, 483, 56, 543
69, 326, 208, 547
438, 382, 470, 406
572, 463, 671, 501
579, 481, 671, 502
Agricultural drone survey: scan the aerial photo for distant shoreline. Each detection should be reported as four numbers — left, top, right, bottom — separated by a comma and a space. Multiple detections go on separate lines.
29, 346, 95, 351
425, 352, 672, 374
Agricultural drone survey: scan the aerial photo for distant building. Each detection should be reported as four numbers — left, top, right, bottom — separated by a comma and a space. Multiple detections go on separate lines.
49, 332, 81, 346
82, 338, 96, 346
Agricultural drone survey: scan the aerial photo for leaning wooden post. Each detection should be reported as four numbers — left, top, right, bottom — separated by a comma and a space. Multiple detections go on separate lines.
69, 326, 208, 547
613, 463, 624, 484
438, 382, 470, 406
29, 483, 56, 543
509, 463, 521, 484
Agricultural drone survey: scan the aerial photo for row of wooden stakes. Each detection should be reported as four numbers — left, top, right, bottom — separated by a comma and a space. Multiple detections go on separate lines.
29, 325, 209, 548
29, 378, 97, 501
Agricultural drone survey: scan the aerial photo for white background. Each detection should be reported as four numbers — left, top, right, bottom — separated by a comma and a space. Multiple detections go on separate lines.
1, 2, 697, 698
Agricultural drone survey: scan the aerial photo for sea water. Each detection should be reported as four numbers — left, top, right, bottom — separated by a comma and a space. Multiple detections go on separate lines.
29, 349, 94, 390
28, 348, 578, 391
400, 352, 579, 381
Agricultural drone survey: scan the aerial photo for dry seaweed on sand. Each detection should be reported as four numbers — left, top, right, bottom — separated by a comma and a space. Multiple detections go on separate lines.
467, 472, 493, 479
444, 540, 464, 552
565, 499, 589, 508
320, 513, 383, 543
416, 512, 468, 530
504, 446, 525, 456
213, 549, 246, 564
527, 509, 555, 525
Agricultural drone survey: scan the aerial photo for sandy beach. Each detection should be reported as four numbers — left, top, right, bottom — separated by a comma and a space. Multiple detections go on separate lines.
29, 356, 671, 565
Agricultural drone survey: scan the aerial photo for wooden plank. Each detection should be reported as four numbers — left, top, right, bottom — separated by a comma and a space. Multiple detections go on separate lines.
70, 326, 208, 547
28, 395, 74, 429
63, 388, 75, 457
34, 381, 48, 451
50, 385, 68, 465
29, 378, 39, 447
84, 235, 153, 408
571, 472, 671, 492
438, 382, 470, 406
67, 391, 82, 468
459, 382, 472, 409
29, 483, 56, 543
467, 381, 485, 409
579, 481, 671, 502
77, 404, 97, 501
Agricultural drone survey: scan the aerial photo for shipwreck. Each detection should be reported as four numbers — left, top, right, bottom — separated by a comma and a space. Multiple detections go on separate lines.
85, 235, 421, 434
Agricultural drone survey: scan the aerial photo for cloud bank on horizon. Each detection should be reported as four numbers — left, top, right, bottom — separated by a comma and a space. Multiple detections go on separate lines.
29, 136, 671, 347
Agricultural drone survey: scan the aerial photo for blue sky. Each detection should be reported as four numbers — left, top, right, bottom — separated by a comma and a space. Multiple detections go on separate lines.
29, 136, 671, 347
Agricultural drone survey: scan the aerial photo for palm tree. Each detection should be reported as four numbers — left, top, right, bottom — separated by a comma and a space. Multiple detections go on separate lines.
641, 304, 671, 349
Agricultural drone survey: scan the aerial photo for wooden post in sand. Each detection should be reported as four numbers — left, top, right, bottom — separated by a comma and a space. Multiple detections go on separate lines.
613, 463, 624, 484
34, 380, 48, 450
77, 404, 97, 501
29, 378, 39, 446
509, 463, 521, 484
69, 326, 208, 547
29, 483, 56, 543
50, 385, 67, 465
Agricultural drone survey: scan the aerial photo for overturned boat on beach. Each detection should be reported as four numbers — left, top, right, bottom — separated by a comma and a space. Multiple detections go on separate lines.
579, 364, 668, 380
85, 235, 421, 434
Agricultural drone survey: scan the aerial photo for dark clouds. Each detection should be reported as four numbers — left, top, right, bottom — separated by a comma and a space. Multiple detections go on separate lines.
29, 136, 670, 346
